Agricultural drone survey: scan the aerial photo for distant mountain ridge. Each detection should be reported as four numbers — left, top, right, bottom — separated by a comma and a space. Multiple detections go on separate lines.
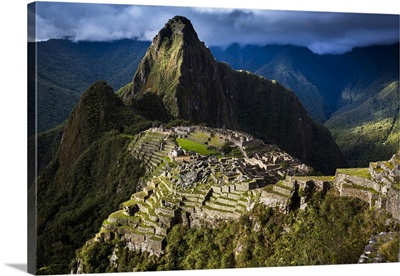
210, 43, 399, 122
32, 38, 398, 134
29, 39, 150, 134
210, 43, 399, 166
31, 30, 399, 167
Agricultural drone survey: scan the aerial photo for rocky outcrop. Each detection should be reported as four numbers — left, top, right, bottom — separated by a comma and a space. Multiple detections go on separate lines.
358, 232, 400, 263
122, 16, 238, 129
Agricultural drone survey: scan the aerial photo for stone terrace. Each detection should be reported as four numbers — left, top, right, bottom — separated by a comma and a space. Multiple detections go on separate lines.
91, 127, 400, 257
334, 154, 400, 220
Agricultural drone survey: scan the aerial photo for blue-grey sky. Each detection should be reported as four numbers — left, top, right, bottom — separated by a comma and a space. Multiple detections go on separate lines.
30, 2, 399, 54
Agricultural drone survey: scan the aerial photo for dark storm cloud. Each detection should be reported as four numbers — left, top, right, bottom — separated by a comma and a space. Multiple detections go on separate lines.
34, 2, 399, 54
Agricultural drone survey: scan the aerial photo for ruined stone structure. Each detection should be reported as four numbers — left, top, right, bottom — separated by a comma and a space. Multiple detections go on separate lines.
334, 154, 400, 220
84, 127, 400, 257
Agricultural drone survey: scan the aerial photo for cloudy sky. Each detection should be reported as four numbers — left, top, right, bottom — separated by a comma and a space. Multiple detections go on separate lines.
29, 2, 399, 54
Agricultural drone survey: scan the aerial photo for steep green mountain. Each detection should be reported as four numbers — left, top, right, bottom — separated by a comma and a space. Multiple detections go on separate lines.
254, 46, 336, 122
35, 81, 152, 274
323, 44, 399, 112
29, 39, 150, 135
322, 45, 400, 166
325, 81, 400, 166
120, 16, 346, 174
210, 43, 399, 166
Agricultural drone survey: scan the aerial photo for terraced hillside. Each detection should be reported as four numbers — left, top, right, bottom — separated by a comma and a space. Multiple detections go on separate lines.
75, 126, 310, 264
74, 126, 400, 272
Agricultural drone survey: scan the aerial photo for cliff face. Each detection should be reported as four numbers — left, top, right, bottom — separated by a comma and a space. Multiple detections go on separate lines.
121, 16, 346, 174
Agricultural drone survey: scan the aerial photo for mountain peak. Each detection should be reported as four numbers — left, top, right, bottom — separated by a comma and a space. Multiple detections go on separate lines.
166, 15, 194, 33
152, 15, 199, 51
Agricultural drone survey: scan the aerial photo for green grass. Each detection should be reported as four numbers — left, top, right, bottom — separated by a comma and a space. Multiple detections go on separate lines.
109, 210, 129, 219
150, 235, 164, 241
188, 132, 225, 148
176, 138, 218, 156
121, 199, 137, 208
342, 183, 379, 194
337, 168, 371, 179
263, 184, 291, 198
378, 235, 400, 262
275, 182, 293, 191
263, 185, 274, 193
325, 82, 400, 168
382, 161, 395, 170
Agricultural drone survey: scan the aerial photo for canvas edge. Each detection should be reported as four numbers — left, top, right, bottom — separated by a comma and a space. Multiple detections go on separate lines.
27, 2, 37, 275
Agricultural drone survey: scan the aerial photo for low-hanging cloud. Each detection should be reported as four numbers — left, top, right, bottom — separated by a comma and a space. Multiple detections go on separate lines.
32, 2, 399, 54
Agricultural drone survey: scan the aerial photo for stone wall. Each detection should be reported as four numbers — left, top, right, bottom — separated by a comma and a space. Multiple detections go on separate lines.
215, 196, 237, 206
333, 169, 399, 221
123, 232, 164, 256
212, 186, 222, 193
227, 193, 241, 200
334, 172, 380, 193
386, 188, 400, 220
147, 237, 164, 254
201, 206, 239, 220
156, 207, 175, 217
273, 185, 292, 196
259, 193, 288, 210
259, 190, 290, 210
205, 201, 235, 212
340, 186, 374, 206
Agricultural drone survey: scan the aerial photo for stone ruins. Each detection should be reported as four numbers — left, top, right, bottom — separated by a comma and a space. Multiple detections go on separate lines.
86, 126, 399, 257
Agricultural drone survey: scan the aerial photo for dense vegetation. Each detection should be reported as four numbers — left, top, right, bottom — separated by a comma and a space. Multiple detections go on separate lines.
75, 190, 397, 272
36, 132, 144, 274
35, 81, 153, 275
